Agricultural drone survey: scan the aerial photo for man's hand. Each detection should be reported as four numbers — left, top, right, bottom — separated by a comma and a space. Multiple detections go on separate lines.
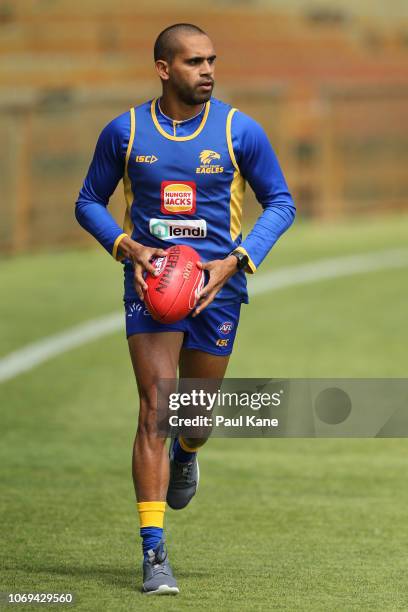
117, 236, 167, 300
193, 255, 238, 316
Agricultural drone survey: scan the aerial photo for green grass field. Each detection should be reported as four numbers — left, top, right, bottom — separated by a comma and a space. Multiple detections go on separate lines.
1, 214, 408, 610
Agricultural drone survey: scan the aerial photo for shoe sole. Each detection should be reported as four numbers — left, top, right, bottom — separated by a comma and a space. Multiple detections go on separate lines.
143, 584, 179, 595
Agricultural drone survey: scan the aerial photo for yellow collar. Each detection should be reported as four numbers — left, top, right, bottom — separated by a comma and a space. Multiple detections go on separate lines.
150, 98, 210, 141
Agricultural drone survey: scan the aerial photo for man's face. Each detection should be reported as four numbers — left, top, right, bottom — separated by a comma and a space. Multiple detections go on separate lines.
158, 34, 216, 105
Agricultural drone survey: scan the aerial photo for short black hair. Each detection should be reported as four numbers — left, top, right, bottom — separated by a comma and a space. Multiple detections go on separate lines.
154, 23, 207, 63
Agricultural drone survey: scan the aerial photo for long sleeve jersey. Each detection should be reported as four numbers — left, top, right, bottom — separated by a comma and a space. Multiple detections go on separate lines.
75, 97, 295, 305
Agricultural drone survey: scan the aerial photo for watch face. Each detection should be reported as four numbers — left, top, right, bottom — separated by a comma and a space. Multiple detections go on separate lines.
235, 252, 248, 269
240, 256, 249, 270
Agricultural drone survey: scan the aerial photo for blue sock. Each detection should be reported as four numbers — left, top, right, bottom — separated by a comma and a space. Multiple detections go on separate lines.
173, 437, 196, 463
140, 526, 163, 559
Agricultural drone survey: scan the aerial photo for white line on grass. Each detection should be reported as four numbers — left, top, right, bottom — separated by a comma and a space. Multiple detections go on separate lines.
0, 313, 122, 384
249, 248, 408, 295
1, 247, 408, 383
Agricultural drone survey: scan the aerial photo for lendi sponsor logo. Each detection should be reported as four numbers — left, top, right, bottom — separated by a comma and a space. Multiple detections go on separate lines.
196, 149, 224, 174
149, 218, 207, 240
135, 154, 158, 164
161, 181, 196, 214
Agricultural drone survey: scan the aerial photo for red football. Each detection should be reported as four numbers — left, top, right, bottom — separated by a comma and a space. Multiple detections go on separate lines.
144, 245, 205, 324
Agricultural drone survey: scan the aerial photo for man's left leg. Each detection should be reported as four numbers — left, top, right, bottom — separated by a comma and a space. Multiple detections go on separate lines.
179, 346, 230, 445
167, 301, 242, 510
166, 348, 230, 509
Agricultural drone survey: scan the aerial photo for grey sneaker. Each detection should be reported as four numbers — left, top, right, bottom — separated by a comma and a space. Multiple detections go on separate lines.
166, 438, 200, 510
142, 539, 179, 595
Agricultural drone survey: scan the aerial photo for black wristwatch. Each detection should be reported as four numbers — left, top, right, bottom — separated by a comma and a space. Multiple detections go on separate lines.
229, 249, 249, 271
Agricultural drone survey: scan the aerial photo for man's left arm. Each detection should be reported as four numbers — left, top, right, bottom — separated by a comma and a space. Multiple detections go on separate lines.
232, 110, 296, 273
194, 111, 295, 314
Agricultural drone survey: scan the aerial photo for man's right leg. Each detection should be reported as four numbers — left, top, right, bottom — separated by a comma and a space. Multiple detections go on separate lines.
128, 331, 183, 595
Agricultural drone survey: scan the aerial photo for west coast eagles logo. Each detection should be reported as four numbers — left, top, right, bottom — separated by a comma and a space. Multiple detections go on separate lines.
196, 150, 224, 174
200, 150, 220, 165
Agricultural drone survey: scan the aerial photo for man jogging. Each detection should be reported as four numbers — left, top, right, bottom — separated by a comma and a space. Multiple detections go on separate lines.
76, 23, 295, 595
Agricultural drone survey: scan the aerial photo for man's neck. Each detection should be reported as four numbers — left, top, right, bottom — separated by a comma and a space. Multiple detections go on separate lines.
158, 93, 205, 122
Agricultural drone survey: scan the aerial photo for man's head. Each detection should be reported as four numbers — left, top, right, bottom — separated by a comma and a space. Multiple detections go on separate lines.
154, 24, 216, 105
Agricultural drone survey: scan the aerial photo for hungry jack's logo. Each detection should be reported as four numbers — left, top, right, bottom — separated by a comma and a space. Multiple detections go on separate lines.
196, 150, 224, 174
161, 181, 196, 214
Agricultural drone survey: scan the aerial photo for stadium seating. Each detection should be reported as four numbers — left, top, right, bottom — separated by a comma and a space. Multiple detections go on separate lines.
1, 2, 407, 251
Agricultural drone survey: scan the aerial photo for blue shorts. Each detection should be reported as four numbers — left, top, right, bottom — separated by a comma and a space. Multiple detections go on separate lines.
124, 299, 242, 356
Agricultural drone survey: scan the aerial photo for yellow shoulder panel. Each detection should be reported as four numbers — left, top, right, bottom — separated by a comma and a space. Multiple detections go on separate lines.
121, 107, 136, 244
226, 108, 246, 241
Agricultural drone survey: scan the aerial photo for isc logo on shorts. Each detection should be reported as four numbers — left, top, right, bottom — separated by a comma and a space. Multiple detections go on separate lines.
161, 181, 196, 214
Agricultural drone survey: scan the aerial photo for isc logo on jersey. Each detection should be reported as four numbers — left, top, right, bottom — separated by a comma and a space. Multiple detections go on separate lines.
135, 154, 158, 164
150, 218, 207, 240
161, 181, 196, 214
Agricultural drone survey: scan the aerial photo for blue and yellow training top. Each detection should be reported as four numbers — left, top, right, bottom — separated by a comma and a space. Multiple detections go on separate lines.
75, 97, 295, 305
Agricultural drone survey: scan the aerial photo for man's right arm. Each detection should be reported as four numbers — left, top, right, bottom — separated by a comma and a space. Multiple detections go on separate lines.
75, 113, 167, 298
75, 112, 129, 259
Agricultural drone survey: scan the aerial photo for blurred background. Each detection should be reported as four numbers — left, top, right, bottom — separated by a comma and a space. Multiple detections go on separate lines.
1, 0, 408, 253
2, 3, 408, 609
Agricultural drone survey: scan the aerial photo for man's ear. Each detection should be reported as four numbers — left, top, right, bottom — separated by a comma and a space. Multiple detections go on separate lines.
155, 60, 170, 81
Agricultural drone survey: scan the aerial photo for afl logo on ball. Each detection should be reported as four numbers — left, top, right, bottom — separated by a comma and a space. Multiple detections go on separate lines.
218, 321, 234, 335
152, 255, 167, 275
161, 181, 196, 214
